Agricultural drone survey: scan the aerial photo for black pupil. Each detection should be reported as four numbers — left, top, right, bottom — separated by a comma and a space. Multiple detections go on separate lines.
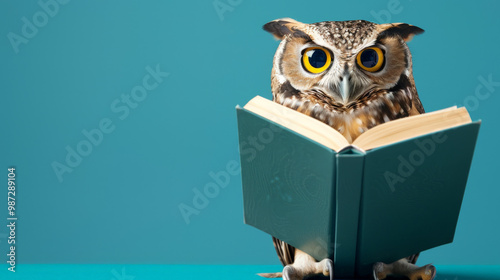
307, 49, 327, 68
360, 49, 379, 68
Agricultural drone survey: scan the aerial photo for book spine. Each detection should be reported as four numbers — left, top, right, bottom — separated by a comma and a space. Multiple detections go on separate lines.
333, 150, 365, 278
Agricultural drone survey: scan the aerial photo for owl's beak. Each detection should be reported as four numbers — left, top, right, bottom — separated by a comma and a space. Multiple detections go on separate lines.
339, 72, 352, 103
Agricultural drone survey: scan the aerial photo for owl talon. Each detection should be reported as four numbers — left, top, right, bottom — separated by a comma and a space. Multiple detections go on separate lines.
373, 262, 387, 280
271, 254, 334, 280
323, 258, 334, 280
408, 264, 436, 280
372, 259, 437, 280
283, 265, 301, 280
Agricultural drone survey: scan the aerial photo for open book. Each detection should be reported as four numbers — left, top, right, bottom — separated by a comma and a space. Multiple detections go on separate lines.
243, 96, 472, 152
236, 96, 481, 278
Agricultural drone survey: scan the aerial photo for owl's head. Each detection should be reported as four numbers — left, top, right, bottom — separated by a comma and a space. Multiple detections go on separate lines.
264, 18, 424, 106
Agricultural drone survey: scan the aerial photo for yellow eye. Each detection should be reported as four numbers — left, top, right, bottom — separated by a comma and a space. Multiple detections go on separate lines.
356, 47, 384, 72
301, 47, 332, 74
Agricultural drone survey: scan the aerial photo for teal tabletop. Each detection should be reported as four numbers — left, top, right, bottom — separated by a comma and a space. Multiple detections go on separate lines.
1, 265, 499, 280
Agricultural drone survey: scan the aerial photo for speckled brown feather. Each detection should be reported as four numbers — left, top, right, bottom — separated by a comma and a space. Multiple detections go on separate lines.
272, 236, 295, 266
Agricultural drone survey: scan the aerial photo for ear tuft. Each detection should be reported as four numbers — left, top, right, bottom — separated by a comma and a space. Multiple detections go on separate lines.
263, 18, 309, 40
378, 23, 424, 42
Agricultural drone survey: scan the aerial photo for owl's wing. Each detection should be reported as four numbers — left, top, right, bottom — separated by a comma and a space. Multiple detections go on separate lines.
406, 253, 420, 264
272, 236, 295, 266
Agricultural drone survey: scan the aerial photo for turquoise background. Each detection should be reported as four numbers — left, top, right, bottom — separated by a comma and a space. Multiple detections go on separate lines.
1, 0, 499, 268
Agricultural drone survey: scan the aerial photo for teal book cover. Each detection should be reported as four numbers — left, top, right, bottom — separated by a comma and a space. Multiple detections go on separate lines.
237, 103, 480, 278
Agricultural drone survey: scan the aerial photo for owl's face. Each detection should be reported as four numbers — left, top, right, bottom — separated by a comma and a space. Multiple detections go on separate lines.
265, 19, 423, 107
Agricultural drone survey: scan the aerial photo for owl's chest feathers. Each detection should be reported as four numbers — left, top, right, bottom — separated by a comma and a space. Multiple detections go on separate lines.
276, 89, 418, 143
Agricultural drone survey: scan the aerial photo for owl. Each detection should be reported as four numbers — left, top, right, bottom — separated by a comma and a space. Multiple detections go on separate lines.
257, 18, 436, 280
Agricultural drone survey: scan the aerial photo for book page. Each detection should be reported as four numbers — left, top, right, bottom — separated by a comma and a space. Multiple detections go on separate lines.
353, 107, 472, 151
243, 96, 472, 152
243, 96, 350, 151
